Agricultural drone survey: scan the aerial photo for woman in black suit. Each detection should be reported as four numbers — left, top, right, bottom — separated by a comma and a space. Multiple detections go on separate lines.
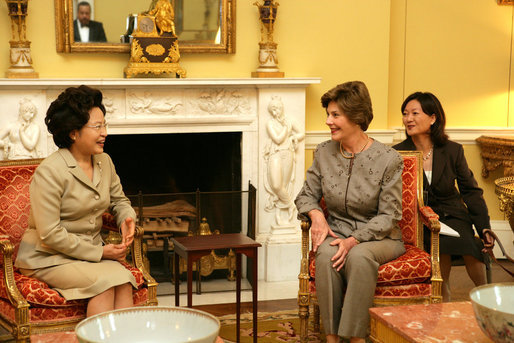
393, 92, 495, 301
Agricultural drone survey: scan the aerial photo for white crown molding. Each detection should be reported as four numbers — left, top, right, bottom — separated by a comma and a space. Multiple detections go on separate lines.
0, 78, 321, 89
306, 127, 514, 149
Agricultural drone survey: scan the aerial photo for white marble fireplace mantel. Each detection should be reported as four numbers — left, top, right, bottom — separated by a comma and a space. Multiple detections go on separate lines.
0, 78, 320, 282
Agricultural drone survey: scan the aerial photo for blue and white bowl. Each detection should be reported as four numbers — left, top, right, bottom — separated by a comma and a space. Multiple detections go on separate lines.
469, 283, 514, 343
75, 306, 220, 343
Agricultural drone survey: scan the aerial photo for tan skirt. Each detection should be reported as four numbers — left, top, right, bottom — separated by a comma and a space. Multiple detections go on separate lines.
19, 260, 137, 300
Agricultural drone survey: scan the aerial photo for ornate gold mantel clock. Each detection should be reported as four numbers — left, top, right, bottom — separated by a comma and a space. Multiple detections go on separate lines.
124, 0, 186, 78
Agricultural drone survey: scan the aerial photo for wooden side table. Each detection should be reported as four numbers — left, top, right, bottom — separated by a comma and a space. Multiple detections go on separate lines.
369, 301, 492, 342
171, 233, 261, 343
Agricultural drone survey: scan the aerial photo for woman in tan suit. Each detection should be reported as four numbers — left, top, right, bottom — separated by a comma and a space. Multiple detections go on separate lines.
15, 85, 137, 317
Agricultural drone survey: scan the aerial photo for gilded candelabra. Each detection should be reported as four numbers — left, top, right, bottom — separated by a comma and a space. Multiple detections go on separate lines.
252, 0, 284, 78
5, 0, 38, 78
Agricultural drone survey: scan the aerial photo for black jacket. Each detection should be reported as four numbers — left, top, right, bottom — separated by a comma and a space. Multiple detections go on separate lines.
73, 20, 107, 42
393, 137, 490, 237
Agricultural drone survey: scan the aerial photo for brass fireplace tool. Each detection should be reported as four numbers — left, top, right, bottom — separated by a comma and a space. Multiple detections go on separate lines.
5, 0, 38, 78
252, 0, 284, 77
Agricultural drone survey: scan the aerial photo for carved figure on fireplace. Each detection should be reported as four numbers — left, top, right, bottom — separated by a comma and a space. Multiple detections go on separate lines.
0, 98, 40, 160
264, 96, 304, 226
196, 89, 251, 115
129, 92, 182, 114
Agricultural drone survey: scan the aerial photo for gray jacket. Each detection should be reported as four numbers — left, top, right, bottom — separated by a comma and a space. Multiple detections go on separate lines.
295, 139, 403, 242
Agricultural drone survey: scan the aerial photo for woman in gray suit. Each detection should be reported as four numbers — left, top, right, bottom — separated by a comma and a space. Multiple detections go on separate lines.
393, 92, 495, 301
15, 85, 137, 317
295, 81, 405, 343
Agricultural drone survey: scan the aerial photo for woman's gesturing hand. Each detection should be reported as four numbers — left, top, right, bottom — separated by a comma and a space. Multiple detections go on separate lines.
103, 243, 128, 262
329, 237, 359, 271
309, 209, 337, 253
120, 217, 135, 248
481, 229, 495, 253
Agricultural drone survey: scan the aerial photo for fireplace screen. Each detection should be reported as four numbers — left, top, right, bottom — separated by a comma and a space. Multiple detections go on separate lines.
104, 132, 247, 281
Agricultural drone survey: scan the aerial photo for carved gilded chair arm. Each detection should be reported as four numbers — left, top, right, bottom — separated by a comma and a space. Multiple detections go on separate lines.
131, 226, 156, 285
417, 206, 443, 302
419, 205, 440, 233
0, 237, 30, 309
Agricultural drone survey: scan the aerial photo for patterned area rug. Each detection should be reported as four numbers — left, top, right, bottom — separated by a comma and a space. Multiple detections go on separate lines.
218, 310, 324, 342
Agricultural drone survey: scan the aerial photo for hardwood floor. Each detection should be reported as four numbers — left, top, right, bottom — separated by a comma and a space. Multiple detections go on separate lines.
194, 298, 298, 317
192, 260, 514, 318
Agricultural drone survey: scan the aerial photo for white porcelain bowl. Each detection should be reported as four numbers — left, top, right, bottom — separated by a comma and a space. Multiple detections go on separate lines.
469, 283, 514, 343
75, 306, 220, 343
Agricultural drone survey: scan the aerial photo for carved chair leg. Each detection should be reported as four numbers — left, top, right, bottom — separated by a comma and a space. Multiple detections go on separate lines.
298, 305, 309, 342
313, 298, 321, 333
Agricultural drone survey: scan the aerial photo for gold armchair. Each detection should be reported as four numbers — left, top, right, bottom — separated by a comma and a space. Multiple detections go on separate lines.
0, 158, 157, 342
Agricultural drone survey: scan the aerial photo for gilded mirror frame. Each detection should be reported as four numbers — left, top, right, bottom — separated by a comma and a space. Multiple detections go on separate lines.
54, 0, 236, 53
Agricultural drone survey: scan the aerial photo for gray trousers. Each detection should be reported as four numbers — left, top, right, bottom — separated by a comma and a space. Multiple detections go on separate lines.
315, 237, 405, 338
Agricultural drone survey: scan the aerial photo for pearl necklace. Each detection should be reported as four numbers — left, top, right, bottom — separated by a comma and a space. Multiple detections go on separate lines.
340, 138, 369, 159
423, 147, 433, 161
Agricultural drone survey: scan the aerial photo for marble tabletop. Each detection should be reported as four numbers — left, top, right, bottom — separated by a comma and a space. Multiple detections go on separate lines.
30, 332, 78, 343
369, 301, 493, 342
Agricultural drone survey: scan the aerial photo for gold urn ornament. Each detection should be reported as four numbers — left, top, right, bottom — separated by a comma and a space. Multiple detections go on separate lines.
252, 0, 284, 78
5, 0, 38, 78
124, 0, 186, 78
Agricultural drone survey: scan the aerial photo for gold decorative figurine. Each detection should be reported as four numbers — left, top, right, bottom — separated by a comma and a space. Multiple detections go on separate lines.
5, 0, 38, 78
124, 0, 186, 78
252, 0, 284, 78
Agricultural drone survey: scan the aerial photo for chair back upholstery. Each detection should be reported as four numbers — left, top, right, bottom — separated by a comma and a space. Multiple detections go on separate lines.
398, 151, 424, 249
0, 159, 43, 264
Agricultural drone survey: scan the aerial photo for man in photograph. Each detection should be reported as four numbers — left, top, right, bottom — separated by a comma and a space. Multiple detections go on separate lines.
73, 1, 107, 42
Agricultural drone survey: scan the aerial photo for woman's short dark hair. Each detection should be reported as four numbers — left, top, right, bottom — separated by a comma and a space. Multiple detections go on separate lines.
45, 85, 106, 148
321, 81, 373, 131
401, 92, 448, 146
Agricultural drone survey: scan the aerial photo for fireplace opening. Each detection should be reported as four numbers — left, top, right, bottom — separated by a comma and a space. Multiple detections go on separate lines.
104, 132, 249, 283
105, 132, 242, 195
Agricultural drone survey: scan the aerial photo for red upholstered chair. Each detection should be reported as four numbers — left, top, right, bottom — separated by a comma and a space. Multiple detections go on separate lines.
0, 159, 158, 342
297, 151, 442, 342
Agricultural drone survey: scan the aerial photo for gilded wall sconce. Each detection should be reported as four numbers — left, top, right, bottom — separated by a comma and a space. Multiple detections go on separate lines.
5, 0, 38, 78
252, 0, 284, 78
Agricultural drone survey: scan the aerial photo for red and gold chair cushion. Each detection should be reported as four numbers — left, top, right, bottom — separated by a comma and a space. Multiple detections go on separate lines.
308, 244, 431, 295
0, 164, 36, 263
374, 283, 432, 298
0, 264, 146, 308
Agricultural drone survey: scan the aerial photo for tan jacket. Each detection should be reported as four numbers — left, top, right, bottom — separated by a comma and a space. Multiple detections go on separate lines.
15, 149, 136, 270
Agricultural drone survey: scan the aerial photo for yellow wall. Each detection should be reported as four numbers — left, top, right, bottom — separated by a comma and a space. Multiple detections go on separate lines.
0, 0, 512, 219
389, 0, 512, 128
